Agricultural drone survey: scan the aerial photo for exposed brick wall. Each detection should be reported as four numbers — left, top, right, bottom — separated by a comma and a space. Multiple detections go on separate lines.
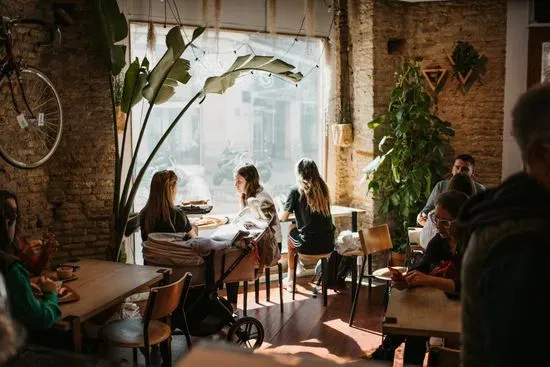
373, 0, 506, 188
0, 0, 114, 261
330, 0, 506, 232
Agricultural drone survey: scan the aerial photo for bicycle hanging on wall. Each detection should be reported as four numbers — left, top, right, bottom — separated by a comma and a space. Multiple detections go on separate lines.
0, 16, 63, 169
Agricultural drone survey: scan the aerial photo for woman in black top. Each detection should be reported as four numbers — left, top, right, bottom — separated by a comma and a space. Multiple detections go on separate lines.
280, 158, 335, 289
139, 170, 197, 242
368, 190, 469, 364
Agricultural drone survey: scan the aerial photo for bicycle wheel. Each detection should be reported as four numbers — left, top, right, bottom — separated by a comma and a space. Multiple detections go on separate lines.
0, 67, 63, 169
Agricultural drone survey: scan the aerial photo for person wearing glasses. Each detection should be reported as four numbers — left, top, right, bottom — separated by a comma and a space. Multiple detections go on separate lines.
419, 173, 476, 249
367, 190, 469, 364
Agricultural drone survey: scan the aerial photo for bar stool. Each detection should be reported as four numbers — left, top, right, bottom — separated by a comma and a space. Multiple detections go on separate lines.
249, 242, 284, 313
291, 251, 332, 306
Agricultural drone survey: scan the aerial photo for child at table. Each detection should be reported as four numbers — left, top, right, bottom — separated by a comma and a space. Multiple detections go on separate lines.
366, 190, 469, 364
0, 191, 61, 331
139, 170, 197, 242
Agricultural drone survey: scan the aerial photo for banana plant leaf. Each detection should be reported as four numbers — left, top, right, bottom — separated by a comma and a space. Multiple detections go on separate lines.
203, 54, 303, 94
120, 58, 149, 113
95, 0, 128, 76
142, 26, 205, 104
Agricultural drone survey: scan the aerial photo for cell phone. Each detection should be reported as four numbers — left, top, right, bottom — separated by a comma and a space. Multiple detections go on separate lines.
384, 316, 397, 324
388, 267, 405, 280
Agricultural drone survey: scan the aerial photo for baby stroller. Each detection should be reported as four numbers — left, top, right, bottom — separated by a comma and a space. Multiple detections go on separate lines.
144, 229, 267, 349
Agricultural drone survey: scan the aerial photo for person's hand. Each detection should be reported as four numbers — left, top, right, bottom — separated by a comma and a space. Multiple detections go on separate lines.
391, 278, 409, 290
417, 213, 427, 227
404, 270, 431, 287
21, 240, 42, 257
38, 276, 57, 293
30, 282, 42, 294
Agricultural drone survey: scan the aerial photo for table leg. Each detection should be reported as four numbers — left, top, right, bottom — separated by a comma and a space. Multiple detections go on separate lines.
66, 316, 82, 353
351, 211, 358, 232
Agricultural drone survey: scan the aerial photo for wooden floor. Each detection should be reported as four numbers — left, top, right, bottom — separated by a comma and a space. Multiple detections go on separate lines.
109, 277, 413, 366
237, 277, 387, 364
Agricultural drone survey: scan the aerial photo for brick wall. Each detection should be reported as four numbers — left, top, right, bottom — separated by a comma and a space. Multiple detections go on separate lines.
331, 0, 506, 228
0, 0, 114, 261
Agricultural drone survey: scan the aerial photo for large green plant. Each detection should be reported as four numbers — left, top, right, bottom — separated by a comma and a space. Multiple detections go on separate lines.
363, 60, 454, 252
95, 0, 303, 261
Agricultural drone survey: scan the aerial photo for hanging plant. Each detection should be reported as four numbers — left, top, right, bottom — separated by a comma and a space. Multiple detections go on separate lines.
304, 0, 316, 39
214, 0, 221, 52
267, 0, 277, 34
202, 0, 210, 25
448, 41, 487, 94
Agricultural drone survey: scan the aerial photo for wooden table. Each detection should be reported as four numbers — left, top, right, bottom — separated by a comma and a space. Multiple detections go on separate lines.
195, 205, 366, 231
383, 286, 461, 340
53, 259, 169, 352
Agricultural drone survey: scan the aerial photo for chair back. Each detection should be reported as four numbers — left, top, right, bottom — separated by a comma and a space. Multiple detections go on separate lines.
144, 272, 192, 322
427, 346, 460, 367
358, 224, 393, 255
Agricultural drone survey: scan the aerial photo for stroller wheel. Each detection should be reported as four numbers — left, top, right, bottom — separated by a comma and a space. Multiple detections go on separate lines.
226, 317, 264, 349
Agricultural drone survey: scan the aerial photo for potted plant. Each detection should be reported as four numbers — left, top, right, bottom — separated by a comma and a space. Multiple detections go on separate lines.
95, 0, 303, 261
332, 120, 353, 147
363, 59, 454, 265
447, 41, 487, 94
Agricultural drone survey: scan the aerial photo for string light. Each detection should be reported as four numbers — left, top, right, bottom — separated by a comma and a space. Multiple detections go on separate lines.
150, 0, 336, 85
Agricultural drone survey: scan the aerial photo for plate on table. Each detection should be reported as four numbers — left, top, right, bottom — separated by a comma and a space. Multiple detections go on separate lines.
31, 284, 80, 304
372, 266, 408, 281
192, 216, 225, 228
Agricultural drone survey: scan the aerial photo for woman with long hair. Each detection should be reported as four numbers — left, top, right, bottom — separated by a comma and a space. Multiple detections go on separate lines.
234, 164, 281, 242
279, 158, 335, 290
226, 164, 282, 306
0, 190, 57, 276
139, 170, 197, 242
0, 191, 60, 331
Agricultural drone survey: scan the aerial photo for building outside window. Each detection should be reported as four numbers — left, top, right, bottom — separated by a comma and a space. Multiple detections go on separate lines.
129, 23, 326, 258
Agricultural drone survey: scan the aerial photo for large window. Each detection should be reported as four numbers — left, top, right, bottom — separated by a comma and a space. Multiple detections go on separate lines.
130, 23, 325, 226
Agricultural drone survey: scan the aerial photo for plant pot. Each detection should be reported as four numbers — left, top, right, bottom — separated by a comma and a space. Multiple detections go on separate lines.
390, 251, 406, 267
115, 105, 127, 133
331, 123, 353, 147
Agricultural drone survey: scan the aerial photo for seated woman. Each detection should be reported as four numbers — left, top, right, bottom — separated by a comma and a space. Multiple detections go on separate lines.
368, 190, 469, 364
226, 164, 281, 306
419, 173, 476, 249
279, 158, 335, 291
0, 190, 57, 276
0, 191, 61, 331
139, 170, 197, 243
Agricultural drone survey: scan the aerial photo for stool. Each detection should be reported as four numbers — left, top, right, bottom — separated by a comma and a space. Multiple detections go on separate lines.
292, 252, 332, 307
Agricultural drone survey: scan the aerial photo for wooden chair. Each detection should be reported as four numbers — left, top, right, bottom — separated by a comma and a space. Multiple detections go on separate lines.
426, 346, 460, 367
100, 273, 192, 366
348, 224, 393, 326
292, 251, 332, 307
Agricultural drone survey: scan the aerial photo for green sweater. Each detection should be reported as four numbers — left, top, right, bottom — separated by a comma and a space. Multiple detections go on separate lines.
5, 262, 61, 330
